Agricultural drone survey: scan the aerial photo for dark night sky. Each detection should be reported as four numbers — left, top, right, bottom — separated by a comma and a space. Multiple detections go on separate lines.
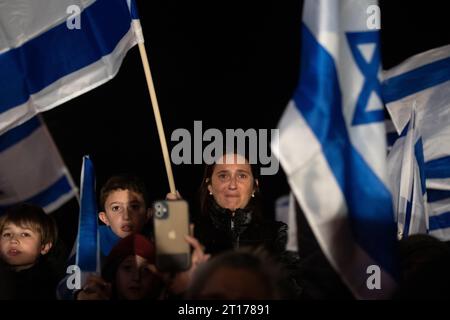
41, 0, 450, 247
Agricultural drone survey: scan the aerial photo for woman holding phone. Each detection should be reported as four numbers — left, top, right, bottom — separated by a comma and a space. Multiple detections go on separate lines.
166, 151, 302, 298
195, 152, 288, 256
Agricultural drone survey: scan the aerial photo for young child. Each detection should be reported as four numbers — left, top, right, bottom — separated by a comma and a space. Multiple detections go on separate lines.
76, 234, 164, 300
97, 174, 152, 256
57, 174, 152, 299
0, 203, 59, 299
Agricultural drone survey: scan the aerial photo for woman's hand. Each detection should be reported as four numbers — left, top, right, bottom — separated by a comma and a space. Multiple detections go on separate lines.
76, 275, 112, 300
166, 232, 210, 295
166, 190, 182, 200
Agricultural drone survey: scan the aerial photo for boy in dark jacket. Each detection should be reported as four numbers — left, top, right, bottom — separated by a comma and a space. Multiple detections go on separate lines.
0, 203, 59, 299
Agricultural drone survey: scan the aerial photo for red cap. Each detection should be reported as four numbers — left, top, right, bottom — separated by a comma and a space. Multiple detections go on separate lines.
102, 234, 155, 281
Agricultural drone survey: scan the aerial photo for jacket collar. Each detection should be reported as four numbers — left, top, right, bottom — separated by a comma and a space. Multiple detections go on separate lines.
208, 197, 253, 235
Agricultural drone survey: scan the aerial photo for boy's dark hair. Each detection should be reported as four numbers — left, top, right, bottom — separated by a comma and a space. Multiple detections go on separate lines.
0, 203, 57, 246
99, 174, 149, 211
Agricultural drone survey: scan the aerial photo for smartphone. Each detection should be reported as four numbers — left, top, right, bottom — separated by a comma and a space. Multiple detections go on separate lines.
153, 200, 191, 272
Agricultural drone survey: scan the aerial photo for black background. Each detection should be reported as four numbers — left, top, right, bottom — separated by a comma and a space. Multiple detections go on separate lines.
41, 0, 450, 248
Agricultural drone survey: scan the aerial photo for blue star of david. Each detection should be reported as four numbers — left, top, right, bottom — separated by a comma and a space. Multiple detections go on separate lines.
346, 31, 384, 125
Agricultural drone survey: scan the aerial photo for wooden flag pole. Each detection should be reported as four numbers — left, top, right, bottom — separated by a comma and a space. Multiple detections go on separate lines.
132, 21, 176, 194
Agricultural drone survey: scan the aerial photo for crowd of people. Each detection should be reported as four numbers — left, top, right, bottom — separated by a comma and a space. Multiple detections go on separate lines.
1, 152, 450, 300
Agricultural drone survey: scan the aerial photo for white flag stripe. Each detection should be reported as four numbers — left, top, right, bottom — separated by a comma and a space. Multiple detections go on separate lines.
0, 124, 70, 206
427, 179, 450, 191
430, 227, 450, 241
429, 198, 450, 217
0, 0, 95, 53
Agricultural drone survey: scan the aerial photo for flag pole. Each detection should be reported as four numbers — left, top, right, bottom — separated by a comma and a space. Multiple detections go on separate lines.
131, 19, 176, 194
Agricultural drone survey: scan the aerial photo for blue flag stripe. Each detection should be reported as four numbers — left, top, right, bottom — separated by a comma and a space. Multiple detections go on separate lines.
0, 117, 41, 152
429, 211, 450, 231
382, 56, 450, 104
403, 198, 413, 237
127, 0, 140, 20
76, 156, 98, 271
293, 24, 397, 277
386, 124, 408, 148
0, 175, 73, 214
427, 189, 450, 203
425, 156, 450, 179
0, 0, 132, 113
387, 131, 399, 147
415, 138, 427, 195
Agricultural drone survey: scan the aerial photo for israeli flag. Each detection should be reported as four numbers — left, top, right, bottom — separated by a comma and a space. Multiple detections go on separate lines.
76, 156, 100, 280
272, 0, 398, 299
0, 116, 77, 214
387, 105, 428, 239
0, 0, 139, 134
384, 44, 450, 240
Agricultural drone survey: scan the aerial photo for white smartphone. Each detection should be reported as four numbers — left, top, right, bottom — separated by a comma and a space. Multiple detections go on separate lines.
153, 200, 191, 272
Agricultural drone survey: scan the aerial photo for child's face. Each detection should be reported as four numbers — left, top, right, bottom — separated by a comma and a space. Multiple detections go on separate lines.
99, 189, 150, 238
0, 223, 51, 271
115, 255, 161, 300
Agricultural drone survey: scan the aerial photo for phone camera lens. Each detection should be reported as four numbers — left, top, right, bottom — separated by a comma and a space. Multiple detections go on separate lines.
154, 203, 165, 218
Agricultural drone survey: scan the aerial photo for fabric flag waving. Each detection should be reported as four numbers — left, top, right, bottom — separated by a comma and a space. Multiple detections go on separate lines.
76, 156, 100, 281
0, 116, 77, 214
383, 44, 450, 240
387, 104, 428, 239
0, 0, 138, 134
272, 0, 398, 299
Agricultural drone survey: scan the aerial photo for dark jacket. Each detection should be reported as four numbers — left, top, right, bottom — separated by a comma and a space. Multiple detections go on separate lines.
195, 199, 303, 298
0, 260, 14, 299
195, 199, 288, 256
8, 260, 59, 300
